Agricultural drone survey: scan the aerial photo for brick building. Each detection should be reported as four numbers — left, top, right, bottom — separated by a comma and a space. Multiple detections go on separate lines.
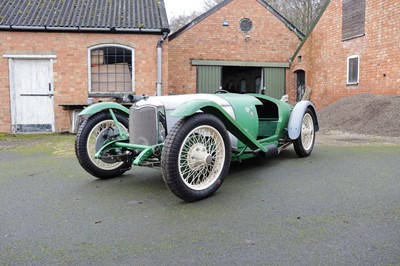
168, 0, 303, 99
290, 0, 400, 110
2, 0, 397, 133
0, 0, 169, 133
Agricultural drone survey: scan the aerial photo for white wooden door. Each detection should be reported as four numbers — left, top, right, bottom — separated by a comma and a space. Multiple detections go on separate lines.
10, 59, 55, 132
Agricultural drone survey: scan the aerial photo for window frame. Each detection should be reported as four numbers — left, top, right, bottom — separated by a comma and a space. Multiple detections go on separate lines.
88, 44, 135, 96
347, 55, 360, 85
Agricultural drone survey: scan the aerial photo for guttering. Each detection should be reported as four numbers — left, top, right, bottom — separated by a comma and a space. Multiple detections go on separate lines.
156, 29, 170, 96
0, 25, 165, 34
10, 25, 46, 30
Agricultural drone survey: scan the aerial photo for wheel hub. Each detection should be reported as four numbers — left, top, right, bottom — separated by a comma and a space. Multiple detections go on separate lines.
187, 143, 212, 170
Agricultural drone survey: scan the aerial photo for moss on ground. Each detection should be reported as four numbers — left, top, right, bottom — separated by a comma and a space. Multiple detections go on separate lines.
0, 133, 75, 156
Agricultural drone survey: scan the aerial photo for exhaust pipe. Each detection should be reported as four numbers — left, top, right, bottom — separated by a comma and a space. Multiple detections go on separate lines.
262, 144, 279, 158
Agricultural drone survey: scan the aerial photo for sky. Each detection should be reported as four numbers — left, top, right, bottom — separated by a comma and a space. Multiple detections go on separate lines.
163, 0, 205, 18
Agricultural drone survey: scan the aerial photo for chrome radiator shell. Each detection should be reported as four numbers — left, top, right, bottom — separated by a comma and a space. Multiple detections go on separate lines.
129, 105, 166, 146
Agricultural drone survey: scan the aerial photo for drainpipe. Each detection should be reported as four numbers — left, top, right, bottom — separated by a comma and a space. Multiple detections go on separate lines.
156, 30, 170, 96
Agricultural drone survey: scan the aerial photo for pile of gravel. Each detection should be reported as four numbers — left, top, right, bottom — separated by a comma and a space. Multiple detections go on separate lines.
318, 93, 400, 137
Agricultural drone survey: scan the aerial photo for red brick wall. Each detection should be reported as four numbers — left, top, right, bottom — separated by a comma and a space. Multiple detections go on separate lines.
168, 0, 301, 94
0, 31, 168, 132
291, 0, 400, 110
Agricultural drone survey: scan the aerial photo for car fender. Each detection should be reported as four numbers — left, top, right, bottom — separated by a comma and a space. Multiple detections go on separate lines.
288, 101, 319, 140
171, 99, 267, 152
78, 102, 130, 116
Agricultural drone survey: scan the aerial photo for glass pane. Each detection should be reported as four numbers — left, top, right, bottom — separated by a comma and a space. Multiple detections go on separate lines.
91, 46, 133, 93
348, 57, 359, 84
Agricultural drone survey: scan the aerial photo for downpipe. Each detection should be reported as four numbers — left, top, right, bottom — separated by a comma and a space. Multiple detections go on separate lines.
156, 30, 170, 96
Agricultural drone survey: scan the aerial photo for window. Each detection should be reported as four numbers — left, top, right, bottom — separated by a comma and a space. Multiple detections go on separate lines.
239, 18, 253, 32
88, 44, 134, 95
342, 0, 366, 40
347, 56, 360, 85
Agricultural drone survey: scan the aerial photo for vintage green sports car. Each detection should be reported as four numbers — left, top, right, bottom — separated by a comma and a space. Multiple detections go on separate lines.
75, 92, 319, 202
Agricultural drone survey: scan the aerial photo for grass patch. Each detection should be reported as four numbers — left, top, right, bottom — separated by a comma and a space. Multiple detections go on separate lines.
0, 132, 69, 141
0, 133, 76, 156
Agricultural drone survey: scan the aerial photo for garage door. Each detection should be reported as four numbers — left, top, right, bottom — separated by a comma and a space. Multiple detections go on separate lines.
197, 65, 222, 93
263, 67, 286, 99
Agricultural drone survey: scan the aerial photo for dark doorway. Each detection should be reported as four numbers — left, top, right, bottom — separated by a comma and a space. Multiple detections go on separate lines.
296, 70, 305, 101
196, 64, 286, 99
222, 66, 262, 93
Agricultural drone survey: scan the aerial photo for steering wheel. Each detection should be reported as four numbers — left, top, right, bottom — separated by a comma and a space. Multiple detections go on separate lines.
214, 89, 229, 94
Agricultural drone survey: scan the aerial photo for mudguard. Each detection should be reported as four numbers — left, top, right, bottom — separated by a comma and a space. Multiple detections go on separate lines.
171, 99, 267, 152
78, 102, 130, 116
288, 101, 319, 140
171, 99, 221, 117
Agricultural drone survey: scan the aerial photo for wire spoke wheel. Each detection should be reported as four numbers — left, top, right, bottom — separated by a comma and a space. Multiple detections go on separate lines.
75, 112, 131, 179
293, 108, 316, 157
162, 114, 231, 202
300, 113, 314, 151
179, 126, 225, 190
86, 119, 128, 170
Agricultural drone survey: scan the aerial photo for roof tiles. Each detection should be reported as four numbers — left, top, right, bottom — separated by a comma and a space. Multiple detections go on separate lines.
0, 0, 169, 32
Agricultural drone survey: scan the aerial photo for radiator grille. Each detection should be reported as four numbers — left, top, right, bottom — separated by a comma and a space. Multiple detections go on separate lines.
130, 106, 158, 145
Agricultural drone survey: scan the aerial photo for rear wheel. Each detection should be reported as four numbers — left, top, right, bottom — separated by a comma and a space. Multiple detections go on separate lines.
161, 114, 231, 202
75, 111, 131, 179
293, 108, 316, 157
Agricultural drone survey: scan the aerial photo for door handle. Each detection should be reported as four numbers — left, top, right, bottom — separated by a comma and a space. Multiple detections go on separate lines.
20, 93, 54, 97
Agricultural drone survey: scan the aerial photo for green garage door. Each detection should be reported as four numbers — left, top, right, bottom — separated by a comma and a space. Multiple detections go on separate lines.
197, 66, 222, 93
195, 61, 286, 99
263, 68, 286, 99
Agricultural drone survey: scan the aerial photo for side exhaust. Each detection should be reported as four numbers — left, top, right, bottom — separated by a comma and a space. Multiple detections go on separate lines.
262, 144, 279, 158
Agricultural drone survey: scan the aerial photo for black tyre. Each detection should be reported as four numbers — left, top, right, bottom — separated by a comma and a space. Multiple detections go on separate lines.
293, 108, 316, 157
161, 114, 231, 202
75, 111, 131, 179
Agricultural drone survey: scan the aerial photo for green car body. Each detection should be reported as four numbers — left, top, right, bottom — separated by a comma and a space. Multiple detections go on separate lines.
76, 92, 318, 201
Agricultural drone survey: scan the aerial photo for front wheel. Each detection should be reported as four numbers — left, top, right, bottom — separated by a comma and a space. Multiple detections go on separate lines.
293, 108, 316, 157
161, 114, 231, 202
75, 111, 131, 179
